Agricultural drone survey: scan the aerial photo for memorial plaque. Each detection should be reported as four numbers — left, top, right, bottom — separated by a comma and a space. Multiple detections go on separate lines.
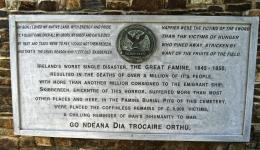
10, 15, 259, 141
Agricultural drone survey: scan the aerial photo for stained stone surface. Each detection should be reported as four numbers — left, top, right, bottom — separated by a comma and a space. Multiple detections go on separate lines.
9, 15, 258, 141
0, 0, 259, 149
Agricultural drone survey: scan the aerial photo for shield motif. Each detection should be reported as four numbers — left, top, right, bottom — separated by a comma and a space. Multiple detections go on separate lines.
117, 24, 156, 63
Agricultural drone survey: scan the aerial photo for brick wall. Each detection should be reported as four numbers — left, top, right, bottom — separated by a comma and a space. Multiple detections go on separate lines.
0, 0, 259, 149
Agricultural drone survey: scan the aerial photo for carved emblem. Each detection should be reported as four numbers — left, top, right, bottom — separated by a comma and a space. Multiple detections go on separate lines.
117, 24, 156, 63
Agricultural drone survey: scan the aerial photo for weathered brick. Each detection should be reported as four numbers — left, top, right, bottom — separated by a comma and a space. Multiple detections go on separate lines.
162, 9, 188, 15
0, 86, 11, 97
18, 0, 37, 10
0, 9, 7, 17
190, 12, 213, 15
208, 5, 224, 12
228, 143, 245, 150
257, 2, 260, 9
0, 68, 10, 77
224, 0, 246, 3
0, 50, 9, 57
0, 18, 8, 29
0, 29, 8, 43
106, 0, 130, 10
0, 97, 11, 106
0, 136, 19, 150
144, 141, 165, 150
71, 138, 87, 147
0, 112, 12, 117
0, 117, 13, 129
0, 104, 12, 112
131, 0, 165, 11
66, 0, 81, 10
55, 138, 72, 147
35, 137, 52, 147
0, 42, 9, 51
0, 0, 5, 8
187, 0, 224, 8
0, 128, 14, 136
249, 9, 260, 16
226, 3, 251, 12
186, 142, 209, 150
56, 0, 66, 10
0, 57, 10, 68
38, 0, 57, 11
214, 11, 242, 16
0, 46, 7, 55
255, 88, 260, 96
0, 77, 10, 86
155, 142, 184, 150
126, 11, 153, 15
0, 112, 13, 117
102, 10, 124, 15
210, 143, 228, 150
256, 73, 260, 82
57, 147, 78, 150
189, 7, 208, 12
81, 0, 105, 9
20, 148, 53, 150
113, 140, 131, 150
5, 0, 19, 10
167, 0, 186, 9
19, 136, 35, 148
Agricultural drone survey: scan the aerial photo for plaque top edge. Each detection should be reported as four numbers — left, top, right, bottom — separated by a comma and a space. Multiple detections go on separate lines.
9, 15, 259, 24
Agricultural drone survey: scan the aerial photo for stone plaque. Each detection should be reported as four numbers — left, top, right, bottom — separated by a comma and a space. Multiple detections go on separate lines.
10, 15, 258, 141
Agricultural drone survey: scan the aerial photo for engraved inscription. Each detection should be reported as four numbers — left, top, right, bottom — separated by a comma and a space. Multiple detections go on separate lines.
10, 16, 258, 141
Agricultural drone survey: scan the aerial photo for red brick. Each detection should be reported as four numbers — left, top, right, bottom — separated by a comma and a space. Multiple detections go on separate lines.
0, 0, 5, 8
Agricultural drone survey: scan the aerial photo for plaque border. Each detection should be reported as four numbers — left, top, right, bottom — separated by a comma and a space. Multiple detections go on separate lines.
9, 15, 259, 142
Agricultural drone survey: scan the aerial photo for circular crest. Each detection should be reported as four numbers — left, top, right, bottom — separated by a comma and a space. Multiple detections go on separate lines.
117, 24, 156, 63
